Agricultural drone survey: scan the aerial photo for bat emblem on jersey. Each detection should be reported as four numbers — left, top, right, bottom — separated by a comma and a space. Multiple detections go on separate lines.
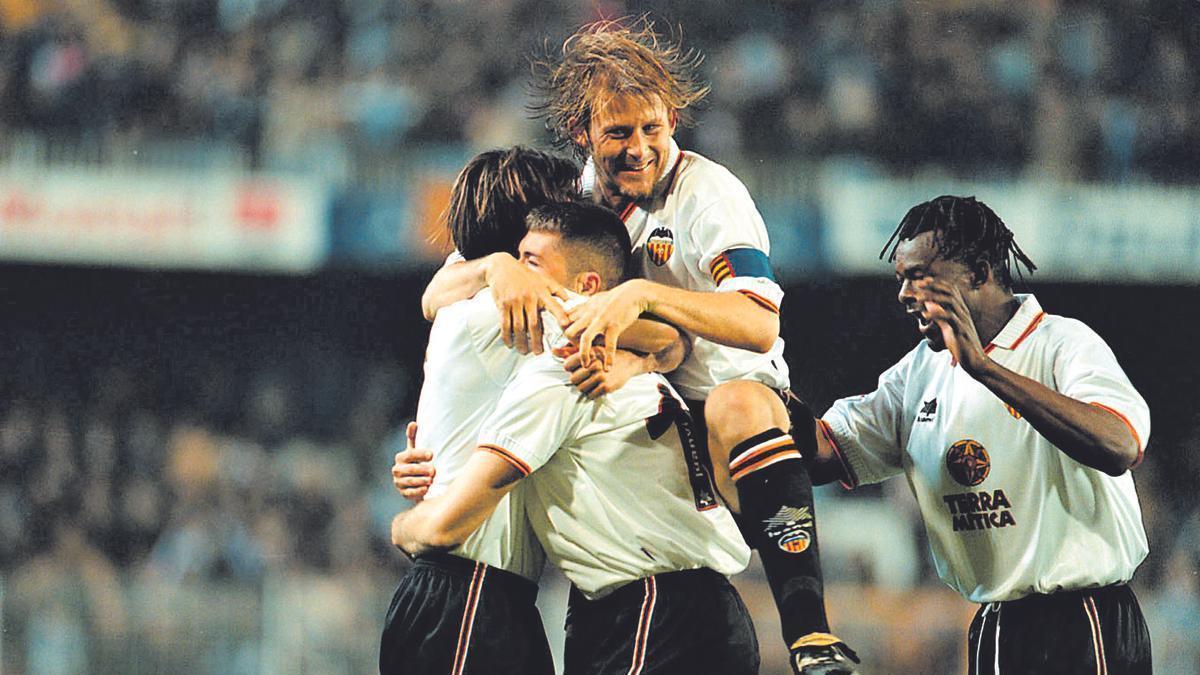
646, 227, 674, 266
946, 439, 991, 487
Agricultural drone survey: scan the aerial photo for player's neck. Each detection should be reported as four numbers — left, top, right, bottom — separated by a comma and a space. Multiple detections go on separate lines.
977, 295, 1022, 347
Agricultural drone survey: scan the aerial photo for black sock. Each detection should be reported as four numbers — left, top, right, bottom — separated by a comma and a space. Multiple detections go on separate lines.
729, 427, 830, 645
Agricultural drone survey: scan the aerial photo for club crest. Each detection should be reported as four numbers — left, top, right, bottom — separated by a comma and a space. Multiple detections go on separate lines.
946, 439, 991, 487
646, 227, 674, 266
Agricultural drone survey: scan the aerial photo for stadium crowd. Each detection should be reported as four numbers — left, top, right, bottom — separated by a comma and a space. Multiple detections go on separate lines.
0, 0, 1197, 181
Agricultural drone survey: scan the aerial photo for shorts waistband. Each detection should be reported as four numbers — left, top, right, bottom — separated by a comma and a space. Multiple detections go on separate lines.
413, 553, 539, 603
571, 568, 727, 606
990, 582, 1131, 608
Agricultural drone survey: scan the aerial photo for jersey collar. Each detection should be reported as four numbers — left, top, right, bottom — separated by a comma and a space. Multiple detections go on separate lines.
984, 294, 1046, 354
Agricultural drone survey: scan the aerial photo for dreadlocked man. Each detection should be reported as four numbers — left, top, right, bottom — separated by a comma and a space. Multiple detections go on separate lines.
802, 195, 1153, 674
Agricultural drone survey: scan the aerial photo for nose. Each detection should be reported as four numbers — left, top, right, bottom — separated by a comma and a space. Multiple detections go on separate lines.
897, 278, 915, 306
625, 130, 647, 161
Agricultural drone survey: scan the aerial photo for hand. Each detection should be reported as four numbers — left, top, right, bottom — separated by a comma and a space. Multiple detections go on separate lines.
913, 279, 988, 373
559, 347, 645, 399
392, 422, 435, 502
563, 279, 649, 370
487, 254, 570, 355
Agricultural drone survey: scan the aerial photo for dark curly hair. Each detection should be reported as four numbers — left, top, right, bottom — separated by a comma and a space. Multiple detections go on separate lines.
880, 195, 1037, 290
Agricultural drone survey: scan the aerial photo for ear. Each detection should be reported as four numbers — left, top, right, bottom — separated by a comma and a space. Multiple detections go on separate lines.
667, 109, 678, 134
570, 120, 590, 152
969, 260, 992, 289
575, 271, 603, 296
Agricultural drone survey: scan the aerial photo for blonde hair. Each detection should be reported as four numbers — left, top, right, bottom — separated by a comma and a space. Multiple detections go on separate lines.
532, 16, 709, 158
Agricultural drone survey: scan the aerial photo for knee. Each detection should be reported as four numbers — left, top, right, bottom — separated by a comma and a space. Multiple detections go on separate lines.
704, 381, 787, 450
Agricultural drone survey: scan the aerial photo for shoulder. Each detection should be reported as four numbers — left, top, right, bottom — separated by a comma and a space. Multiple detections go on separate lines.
672, 150, 755, 210
508, 351, 573, 390
436, 289, 500, 334
1027, 313, 1112, 357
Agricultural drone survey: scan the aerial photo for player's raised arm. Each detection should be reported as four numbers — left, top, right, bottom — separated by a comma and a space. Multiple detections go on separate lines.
391, 450, 524, 556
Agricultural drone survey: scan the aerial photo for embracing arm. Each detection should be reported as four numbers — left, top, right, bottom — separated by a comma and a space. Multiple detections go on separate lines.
421, 255, 494, 321
564, 278, 777, 368
422, 253, 569, 354
640, 280, 778, 352
391, 450, 523, 556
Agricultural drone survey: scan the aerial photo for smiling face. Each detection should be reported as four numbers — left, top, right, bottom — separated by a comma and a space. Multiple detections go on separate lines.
894, 231, 978, 351
577, 93, 676, 208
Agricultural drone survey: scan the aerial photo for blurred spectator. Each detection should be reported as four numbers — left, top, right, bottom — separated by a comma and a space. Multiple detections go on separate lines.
1, 1, 1196, 181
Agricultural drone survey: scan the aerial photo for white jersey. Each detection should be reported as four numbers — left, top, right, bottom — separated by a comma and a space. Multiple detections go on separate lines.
415, 289, 544, 581
475, 329, 750, 599
821, 294, 1149, 603
586, 140, 789, 400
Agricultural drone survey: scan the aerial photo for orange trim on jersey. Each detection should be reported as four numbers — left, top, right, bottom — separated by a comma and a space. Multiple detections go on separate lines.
817, 420, 858, 490
664, 152, 688, 197
478, 444, 532, 477
985, 311, 1046, 353
737, 289, 780, 314
731, 450, 803, 483
1008, 311, 1046, 350
729, 437, 793, 472
1088, 403, 1144, 467
619, 202, 637, 222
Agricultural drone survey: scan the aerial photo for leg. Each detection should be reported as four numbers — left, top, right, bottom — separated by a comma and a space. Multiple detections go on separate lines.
703, 380, 858, 674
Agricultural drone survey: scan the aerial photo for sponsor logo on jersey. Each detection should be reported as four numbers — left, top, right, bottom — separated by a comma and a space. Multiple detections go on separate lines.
943, 489, 1017, 531
646, 227, 674, 266
945, 439, 990, 487
917, 398, 938, 423
763, 505, 814, 554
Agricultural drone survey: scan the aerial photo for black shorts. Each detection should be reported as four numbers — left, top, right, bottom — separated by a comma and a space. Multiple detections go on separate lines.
379, 553, 554, 675
967, 583, 1151, 675
563, 568, 759, 675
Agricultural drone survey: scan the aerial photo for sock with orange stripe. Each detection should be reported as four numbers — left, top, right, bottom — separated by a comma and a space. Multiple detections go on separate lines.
729, 428, 830, 644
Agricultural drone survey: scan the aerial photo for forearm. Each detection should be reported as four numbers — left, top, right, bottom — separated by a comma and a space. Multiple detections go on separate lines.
390, 501, 468, 556
421, 254, 510, 321
645, 331, 690, 374
637, 280, 779, 353
971, 360, 1140, 475
619, 318, 682, 354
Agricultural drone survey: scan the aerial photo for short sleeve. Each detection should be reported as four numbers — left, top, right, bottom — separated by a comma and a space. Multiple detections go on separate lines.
688, 189, 784, 313
476, 356, 588, 476
821, 351, 914, 487
1052, 323, 1151, 459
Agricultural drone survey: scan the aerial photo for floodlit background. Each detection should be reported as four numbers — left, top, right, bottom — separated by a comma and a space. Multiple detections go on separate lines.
0, 1, 1197, 673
